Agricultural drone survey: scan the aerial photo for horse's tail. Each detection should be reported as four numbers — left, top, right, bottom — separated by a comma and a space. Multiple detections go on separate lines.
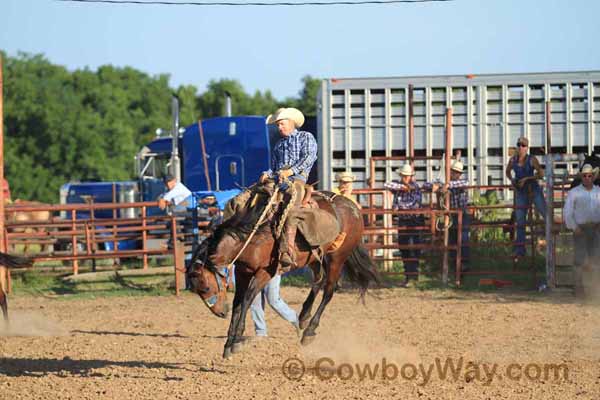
0, 252, 32, 269
343, 245, 380, 300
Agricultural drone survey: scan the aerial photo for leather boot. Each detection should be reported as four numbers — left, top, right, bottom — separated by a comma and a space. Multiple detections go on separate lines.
279, 224, 297, 270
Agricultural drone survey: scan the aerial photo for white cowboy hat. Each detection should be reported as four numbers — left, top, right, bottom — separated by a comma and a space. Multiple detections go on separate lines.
450, 160, 464, 173
396, 164, 415, 176
266, 107, 305, 128
336, 172, 356, 183
580, 164, 599, 177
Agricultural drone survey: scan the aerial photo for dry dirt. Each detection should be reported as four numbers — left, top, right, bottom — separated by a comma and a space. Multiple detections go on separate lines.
1, 287, 599, 400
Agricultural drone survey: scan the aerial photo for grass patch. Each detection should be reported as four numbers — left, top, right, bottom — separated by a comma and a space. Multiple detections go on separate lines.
9, 269, 175, 299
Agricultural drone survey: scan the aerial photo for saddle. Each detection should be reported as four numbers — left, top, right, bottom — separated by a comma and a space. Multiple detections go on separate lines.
228, 182, 347, 261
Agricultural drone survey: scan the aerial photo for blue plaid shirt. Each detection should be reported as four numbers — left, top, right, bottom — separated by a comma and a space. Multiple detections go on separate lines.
384, 181, 423, 222
267, 130, 317, 181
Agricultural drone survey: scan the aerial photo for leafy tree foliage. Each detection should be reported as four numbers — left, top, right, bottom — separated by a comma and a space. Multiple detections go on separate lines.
0, 52, 319, 202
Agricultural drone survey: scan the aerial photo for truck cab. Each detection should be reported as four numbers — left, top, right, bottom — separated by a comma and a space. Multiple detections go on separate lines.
136, 115, 274, 207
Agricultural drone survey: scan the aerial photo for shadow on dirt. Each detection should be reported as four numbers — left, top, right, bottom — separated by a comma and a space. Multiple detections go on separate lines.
0, 357, 226, 377
71, 329, 187, 338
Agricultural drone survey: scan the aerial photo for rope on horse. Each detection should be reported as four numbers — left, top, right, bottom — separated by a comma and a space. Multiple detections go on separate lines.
229, 186, 280, 267
275, 181, 296, 238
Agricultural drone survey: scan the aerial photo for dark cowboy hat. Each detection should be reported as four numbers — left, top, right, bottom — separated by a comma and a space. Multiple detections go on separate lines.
162, 174, 176, 184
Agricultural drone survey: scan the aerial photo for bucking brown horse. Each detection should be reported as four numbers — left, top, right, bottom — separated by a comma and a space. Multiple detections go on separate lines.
187, 185, 379, 359
0, 252, 33, 323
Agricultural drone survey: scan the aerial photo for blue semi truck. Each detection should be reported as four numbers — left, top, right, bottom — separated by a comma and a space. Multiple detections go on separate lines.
60, 97, 316, 250
62, 98, 275, 214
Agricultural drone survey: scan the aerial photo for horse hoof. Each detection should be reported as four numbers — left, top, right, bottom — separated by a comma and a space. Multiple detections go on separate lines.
223, 347, 233, 359
231, 342, 243, 354
299, 318, 310, 330
301, 333, 316, 346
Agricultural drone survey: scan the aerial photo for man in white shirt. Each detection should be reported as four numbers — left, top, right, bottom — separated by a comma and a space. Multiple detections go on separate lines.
563, 164, 600, 297
158, 174, 192, 210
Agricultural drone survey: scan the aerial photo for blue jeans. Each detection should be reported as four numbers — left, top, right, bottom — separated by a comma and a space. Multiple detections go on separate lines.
398, 219, 422, 280
250, 274, 298, 337
514, 186, 546, 257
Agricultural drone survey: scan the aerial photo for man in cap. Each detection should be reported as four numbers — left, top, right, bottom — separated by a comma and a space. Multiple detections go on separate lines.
505, 136, 546, 260
563, 164, 600, 297
425, 160, 471, 272
384, 164, 424, 287
333, 172, 360, 208
158, 174, 192, 210
198, 193, 222, 227
259, 107, 318, 269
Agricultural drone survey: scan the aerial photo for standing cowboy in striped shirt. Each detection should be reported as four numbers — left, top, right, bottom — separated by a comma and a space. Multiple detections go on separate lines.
259, 107, 317, 269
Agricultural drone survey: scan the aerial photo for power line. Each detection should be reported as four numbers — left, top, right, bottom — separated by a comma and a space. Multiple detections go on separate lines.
57, 0, 453, 7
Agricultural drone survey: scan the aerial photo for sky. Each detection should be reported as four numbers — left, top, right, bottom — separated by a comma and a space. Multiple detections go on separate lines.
1, 0, 599, 99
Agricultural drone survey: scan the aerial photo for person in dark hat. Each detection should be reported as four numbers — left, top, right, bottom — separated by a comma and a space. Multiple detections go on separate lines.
158, 174, 192, 210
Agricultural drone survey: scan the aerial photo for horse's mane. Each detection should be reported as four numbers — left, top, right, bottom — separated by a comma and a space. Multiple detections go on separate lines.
210, 189, 273, 250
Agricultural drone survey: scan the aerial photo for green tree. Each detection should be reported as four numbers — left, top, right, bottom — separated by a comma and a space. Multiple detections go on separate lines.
1, 52, 320, 203
286, 75, 321, 116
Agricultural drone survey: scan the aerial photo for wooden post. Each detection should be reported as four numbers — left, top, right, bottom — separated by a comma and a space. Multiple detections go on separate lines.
142, 206, 148, 270
408, 85, 415, 168
112, 183, 118, 252
0, 54, 5, 253
0, 55, 7, 294
442, 108, 452, 285
71, 209, 79, 275
455, 210, 463, 286
545, 100, 555, 288
171, 215, 185, 295
197, 120, 212, 191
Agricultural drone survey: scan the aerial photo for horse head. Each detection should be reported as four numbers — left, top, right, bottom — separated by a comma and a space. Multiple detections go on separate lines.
187, 239, 231, 319
188, 184, 277, 319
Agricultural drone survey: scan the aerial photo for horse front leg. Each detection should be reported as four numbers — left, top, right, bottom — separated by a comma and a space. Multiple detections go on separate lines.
230, 269, 272, 354
223, 280, 246, 359
223, 269, 272, 358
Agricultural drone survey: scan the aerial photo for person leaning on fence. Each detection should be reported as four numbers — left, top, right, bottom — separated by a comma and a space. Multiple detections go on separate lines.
384, 164, 424, 288
333, 172, 361, 208
158, 174, 193, 211
505, 136, 546, 260
563, 164, 600, 298
423, 160, 471, 272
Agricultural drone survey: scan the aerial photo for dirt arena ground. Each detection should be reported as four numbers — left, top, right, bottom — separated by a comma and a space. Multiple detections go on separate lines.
1, 287, 599, 400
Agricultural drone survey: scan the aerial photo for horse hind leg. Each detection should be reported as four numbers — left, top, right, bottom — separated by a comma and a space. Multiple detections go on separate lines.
301, 260, 344, 346
298, 264, 325, 330
0, 289, 8, 323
